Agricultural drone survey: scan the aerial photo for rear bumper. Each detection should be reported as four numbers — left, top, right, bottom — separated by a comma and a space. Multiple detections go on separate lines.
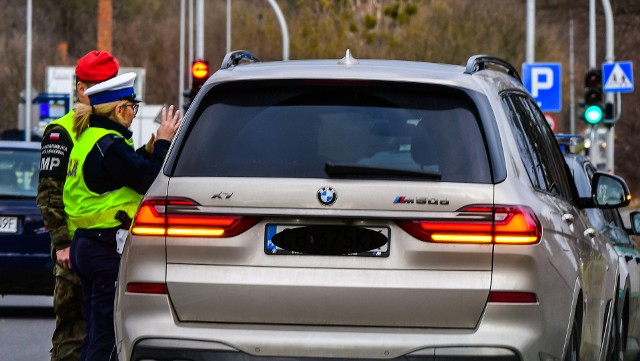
130, 338, 519, 361
115, 292, 564, 361
0, 257, 55, 296
0, 254, 54, 295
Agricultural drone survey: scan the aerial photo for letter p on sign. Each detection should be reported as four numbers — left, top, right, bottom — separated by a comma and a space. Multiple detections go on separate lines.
531, 68, 553, 97
522, 63, 562, 112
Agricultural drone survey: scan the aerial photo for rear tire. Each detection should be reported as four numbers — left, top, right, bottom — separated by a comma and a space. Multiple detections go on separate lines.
605, 295, 624, 361
565, 318, 580, 361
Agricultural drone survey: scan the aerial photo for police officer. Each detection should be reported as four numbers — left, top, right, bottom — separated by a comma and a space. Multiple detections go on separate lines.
37, 50, 119, 361
64, 72, 180, 360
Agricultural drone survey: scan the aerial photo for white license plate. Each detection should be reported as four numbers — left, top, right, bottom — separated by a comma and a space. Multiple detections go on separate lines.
0, 216, 18, 233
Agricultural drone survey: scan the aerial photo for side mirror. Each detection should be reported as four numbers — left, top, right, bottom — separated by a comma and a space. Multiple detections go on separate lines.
591, 172, 631, 208
630, 211, 640, 235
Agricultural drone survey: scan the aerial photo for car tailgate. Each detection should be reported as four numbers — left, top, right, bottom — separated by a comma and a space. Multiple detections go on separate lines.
164, 178, 494, 328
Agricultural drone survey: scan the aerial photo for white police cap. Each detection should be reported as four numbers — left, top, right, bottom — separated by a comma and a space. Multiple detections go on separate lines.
84, 72, 141, 105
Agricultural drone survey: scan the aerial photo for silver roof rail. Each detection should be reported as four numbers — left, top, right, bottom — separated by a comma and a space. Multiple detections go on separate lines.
220, 50, 261, 70
464, 55, 522, 83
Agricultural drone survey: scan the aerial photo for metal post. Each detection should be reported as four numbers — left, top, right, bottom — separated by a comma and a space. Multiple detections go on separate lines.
525, 0, 535, 63
179, 0, 185, 111
601, 0, 615, 172
588, 0, 600, 167
266, 0, 289, 61
226, 0, 231, 54
569, 15, 575, 135
188, 0, 194, 88
589, 0, 596, 68
25, 0, 32, 142
195, 0, 204, 59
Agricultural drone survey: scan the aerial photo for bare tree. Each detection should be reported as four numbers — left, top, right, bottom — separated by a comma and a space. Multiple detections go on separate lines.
2, 0, 639, 197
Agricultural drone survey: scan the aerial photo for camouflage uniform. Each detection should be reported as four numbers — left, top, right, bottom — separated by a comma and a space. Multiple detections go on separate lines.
37, 113, 85, 361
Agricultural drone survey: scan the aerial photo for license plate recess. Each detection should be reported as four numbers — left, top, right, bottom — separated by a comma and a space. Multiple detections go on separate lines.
265, 224, 389, 257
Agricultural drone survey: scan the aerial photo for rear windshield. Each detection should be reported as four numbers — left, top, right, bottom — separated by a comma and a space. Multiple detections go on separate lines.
173, 80, 491, 183
0, 147, 39, 197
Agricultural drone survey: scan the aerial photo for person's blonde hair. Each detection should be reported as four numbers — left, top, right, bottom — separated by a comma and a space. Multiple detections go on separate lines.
73, 100, 127, 139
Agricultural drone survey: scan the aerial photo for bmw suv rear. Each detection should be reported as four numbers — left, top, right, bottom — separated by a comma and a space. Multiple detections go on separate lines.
115, 51, 629, 361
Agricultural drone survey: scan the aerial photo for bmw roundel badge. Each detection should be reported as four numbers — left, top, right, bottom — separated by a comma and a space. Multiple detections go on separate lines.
317, 187, 337, 206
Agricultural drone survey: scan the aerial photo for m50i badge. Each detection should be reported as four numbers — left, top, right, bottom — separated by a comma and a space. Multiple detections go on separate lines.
317, 187, 337, 206
394, 196, 449, 205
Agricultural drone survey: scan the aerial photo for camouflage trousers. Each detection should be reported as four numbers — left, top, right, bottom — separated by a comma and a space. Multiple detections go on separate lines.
50, 264, 85, 361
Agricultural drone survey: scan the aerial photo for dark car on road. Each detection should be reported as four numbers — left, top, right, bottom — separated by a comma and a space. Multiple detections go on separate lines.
0, 140, 53, 295
560, 135, 640, 360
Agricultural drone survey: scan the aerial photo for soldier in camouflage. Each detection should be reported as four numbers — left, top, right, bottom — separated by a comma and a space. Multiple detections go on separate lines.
37, 50, 119, 361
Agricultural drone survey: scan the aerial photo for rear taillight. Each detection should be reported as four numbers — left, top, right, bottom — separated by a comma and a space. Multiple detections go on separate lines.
126, 282, 167, 294
131, 197, 262, 237
396, 204, 541, 245
488, 291, 537, 303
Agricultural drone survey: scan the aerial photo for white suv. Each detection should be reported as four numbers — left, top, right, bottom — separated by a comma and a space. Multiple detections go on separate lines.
115, 51, 630, 361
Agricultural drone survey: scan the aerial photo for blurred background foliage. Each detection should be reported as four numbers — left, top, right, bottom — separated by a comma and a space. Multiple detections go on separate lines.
1, 0, 639, 195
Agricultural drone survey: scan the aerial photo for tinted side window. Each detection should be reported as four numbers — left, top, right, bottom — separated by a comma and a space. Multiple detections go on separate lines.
501, 95, 550, 190
174, 81, 492, 183
602, 208, 623, 228
566, 157, 591, 198
521, 98, 574, 200
501, 93, 573, 200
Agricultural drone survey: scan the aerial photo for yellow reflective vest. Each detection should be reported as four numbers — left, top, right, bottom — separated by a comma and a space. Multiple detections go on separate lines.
45, 110, 76, 140
63, 127, 142, 235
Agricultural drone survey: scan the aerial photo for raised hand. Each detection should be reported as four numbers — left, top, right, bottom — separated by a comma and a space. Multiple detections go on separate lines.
156, 105, 182, 142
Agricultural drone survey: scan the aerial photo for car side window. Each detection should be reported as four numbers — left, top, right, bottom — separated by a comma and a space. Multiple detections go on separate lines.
603, 208, 632, 245
501, 93, 573, 201
501, 96, 546, 190
603, 208, 622, 227
521, 97, 574, 200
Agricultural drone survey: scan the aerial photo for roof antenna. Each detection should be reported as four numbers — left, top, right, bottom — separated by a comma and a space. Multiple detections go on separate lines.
339, 49, 359, 66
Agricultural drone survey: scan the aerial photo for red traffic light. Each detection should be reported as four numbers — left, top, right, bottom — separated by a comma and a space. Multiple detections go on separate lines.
584, 68, 602, 87
191, 60, 209, 79
584, 68, 603, 106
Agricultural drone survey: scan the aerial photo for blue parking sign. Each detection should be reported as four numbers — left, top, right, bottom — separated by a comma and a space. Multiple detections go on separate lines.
522, 63, 562, 112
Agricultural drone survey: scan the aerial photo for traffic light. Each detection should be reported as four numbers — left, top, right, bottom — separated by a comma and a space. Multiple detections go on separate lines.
582, 68, 603, 125
602, 102, 615, 127
584, 105, 603, 124
191, 60, 210, 95
183, 59, 210, 111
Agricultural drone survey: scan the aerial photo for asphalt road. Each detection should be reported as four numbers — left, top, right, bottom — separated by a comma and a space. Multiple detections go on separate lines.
0, 295, 54, 361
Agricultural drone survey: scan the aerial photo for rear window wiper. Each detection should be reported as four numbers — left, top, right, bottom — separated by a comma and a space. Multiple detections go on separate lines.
324, 161, 441, 181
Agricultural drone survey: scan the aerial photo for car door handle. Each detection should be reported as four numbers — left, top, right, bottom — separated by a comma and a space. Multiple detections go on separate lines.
562, 213, 574, 225
636, 257, 640, 264
583, 228, 596, 239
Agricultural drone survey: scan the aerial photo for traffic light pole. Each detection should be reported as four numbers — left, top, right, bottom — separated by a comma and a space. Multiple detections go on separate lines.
24, 0, 32, 141
601, 0, 615, 173
179, 0, 186, 112
587, 0, 615, 172
195, 0, 204, 59
587, 0, 602, 168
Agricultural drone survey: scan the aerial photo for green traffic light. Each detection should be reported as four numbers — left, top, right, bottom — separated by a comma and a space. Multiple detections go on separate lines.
584, 105, 603, 124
